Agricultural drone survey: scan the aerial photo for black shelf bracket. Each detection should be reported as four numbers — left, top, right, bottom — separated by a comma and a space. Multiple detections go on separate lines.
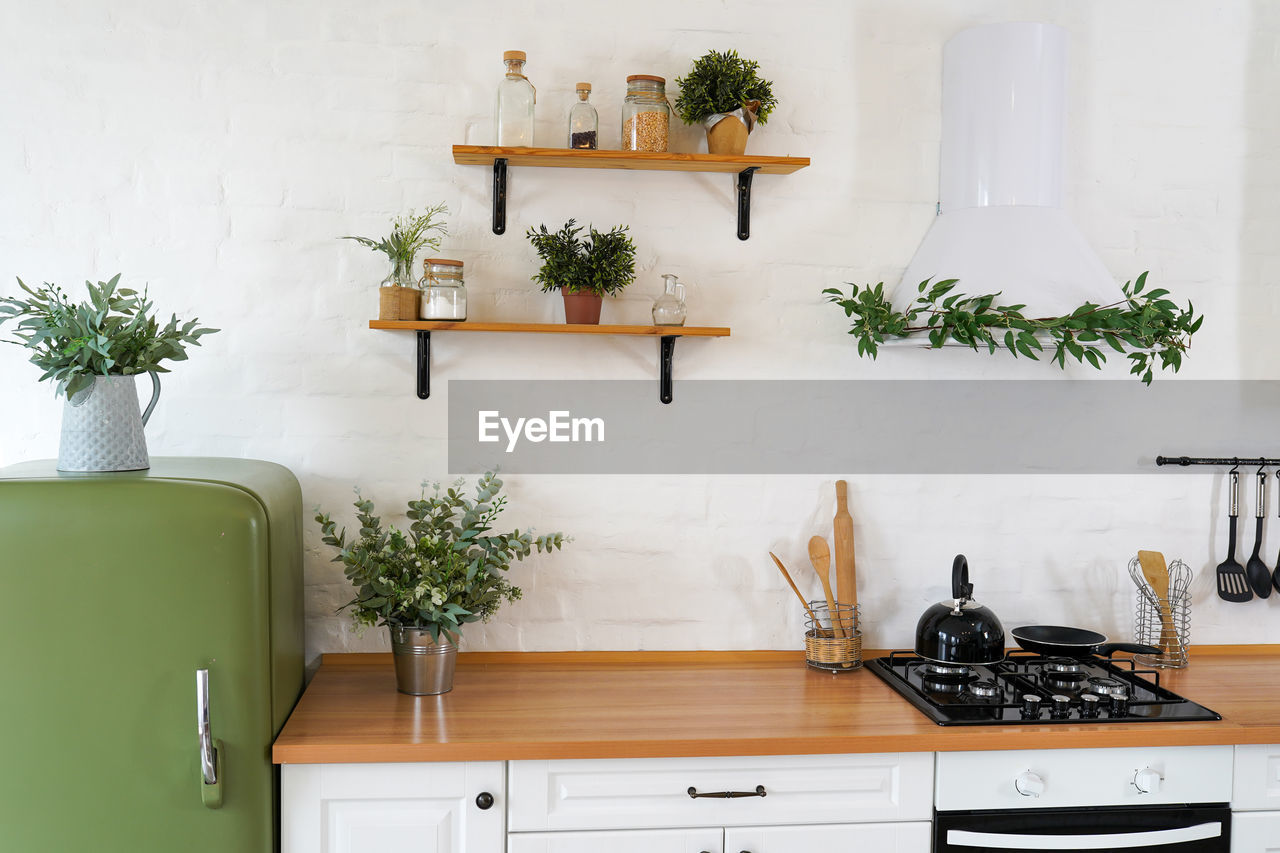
492, 158, 508, 235
736, 166, 760, 241
659, 335, 677, 404
416, 330, 431, 399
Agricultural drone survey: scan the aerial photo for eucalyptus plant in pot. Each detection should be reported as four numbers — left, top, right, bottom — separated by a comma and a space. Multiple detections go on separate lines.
315, 471, 569, 695
0, 275, 217, 472
527, 219, 636, 324
674, 49, 778, 155
342, 203, 448, 321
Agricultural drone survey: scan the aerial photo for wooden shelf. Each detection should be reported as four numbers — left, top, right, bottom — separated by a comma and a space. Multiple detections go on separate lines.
452, 145, 809, 175
371, 320, 730, 403
452, 144, 810, 240
369, 320, 729, 337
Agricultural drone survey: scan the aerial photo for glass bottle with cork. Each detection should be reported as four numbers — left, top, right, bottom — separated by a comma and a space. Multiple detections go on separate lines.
567, 82, 598, 149
496, 50, 535, 146
621, 75, 670, 152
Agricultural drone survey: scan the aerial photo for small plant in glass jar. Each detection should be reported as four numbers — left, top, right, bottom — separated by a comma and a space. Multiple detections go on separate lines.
341, 203, 448, 320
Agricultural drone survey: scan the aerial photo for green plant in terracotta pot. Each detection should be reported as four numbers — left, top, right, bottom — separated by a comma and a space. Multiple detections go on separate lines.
526, 219, 636, 324
315, 471, 569, 695
0, 275, 217, 471
674, 49, 778, 155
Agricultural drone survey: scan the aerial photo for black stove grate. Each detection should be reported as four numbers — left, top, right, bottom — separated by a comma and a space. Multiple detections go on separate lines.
868, 650, 1222, 726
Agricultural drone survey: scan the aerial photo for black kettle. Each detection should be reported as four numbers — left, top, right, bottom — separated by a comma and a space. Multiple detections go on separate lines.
914, 555, 1006, 665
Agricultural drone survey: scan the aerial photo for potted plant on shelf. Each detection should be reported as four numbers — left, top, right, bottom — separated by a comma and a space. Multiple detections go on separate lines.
342, 203, 448, 321
315, 471, 569, 695
674, 49, 778, 155
526, 219, 636, 324
0, 275, 217, 472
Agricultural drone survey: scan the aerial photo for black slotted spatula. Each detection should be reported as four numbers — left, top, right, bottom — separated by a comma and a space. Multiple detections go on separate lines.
1218, 470, 1253, 602
1247, 470, 1272, 598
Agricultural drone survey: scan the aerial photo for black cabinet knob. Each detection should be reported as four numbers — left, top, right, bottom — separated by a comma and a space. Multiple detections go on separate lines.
475, 791, 495, 810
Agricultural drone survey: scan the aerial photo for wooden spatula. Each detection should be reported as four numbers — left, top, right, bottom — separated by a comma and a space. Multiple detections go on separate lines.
1137, 550, 1179, 661
833, 480, 857, 635
808, 536, 844, 638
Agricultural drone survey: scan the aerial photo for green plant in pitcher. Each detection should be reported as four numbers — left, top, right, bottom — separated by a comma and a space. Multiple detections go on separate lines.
674, 49, 778, 125
822, 272, 1204, 384
315, 471, 569, 643
0, 275, 218, 398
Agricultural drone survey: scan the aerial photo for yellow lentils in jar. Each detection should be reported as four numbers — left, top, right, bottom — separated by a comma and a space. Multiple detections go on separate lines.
621, 74, 670, 152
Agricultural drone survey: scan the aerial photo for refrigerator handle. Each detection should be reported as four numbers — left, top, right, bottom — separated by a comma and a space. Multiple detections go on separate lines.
196, 669, 224, 809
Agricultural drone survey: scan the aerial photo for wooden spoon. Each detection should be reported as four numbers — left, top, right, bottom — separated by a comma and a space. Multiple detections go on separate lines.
1137, 549, 1179, 661
768, 552, 822, 628
833, 480, 857, 635
807, 536, 844, 638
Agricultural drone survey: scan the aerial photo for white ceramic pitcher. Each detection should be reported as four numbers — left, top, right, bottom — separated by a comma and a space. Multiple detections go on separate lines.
57, 373, 161, 472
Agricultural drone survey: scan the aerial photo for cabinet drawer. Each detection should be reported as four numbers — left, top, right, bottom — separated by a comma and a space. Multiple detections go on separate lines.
508, 753, 933, 831
725, 820, 932, 853
1231, 811, 1280, 852
1234, 745, 1280, 811
509, 828, 723, 853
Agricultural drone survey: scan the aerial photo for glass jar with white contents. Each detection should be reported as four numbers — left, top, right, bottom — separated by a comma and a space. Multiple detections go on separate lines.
418, 258, 467, 321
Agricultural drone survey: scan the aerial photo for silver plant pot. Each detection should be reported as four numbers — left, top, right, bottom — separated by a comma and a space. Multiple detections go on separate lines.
58, 373, 161, 472
389, 627, 457, 695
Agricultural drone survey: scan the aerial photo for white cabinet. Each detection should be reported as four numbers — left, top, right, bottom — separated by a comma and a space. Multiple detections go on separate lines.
508, 828, 723, 853
508, 753, 934, 831
1232, 811, 1280, 853
281, 761, 505, 853
1232, 745, 1280, 853
724, 821, 932, 852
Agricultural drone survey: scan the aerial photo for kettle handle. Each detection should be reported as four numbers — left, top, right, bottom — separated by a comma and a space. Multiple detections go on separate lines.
952, 554, 973, 601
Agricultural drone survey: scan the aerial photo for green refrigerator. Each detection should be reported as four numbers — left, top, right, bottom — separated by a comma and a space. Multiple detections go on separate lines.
0, 457, 304, 851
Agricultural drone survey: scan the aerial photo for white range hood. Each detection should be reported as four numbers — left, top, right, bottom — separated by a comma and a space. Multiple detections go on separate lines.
898, 22, 1119, 317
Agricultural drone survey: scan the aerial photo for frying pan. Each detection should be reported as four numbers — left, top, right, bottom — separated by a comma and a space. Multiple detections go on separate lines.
1011, 625, 1159, 658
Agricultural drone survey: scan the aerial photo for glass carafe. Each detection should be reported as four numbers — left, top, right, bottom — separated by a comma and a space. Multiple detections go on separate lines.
651, 274, 687, 326
568, 82, 598, 149
496, 50, 535, 146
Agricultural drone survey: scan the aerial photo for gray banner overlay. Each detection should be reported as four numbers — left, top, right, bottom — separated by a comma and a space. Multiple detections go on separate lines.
447, 380, 1280, 474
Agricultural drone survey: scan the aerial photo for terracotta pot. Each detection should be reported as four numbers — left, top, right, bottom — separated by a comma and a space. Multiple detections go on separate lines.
706, 114, 750, 156
561, 289, 603, 324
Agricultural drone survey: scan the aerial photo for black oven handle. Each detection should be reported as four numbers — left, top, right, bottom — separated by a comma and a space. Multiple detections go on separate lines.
947, 821, 1222, 849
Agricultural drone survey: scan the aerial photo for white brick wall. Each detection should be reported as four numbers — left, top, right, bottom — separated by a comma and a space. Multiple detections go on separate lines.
2, 0, 1278, 663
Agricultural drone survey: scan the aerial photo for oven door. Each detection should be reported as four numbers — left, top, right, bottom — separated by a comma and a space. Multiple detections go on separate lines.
934, 804, 1230, 852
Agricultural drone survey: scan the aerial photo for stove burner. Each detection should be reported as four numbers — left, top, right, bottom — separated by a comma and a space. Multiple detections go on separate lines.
968, 680, 1000, 699
1087, 677, 1127, 697
922, 662, 973, 678
1044, 658, 1083, 674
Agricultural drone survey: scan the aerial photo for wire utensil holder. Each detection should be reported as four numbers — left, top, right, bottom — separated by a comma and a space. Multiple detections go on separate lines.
804, 600, 862, 672
1127, 557, 1192, 668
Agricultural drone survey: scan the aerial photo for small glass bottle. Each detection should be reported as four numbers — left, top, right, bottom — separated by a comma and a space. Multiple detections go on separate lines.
651, 274, 687, 326
567, 82, 598, 149
496, 50, 535, 146
418, 258, 467, 321
621, 75, 670, 152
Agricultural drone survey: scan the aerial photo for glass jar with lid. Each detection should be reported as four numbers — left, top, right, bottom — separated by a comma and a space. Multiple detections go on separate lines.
568, 82, 598, 149
621, 75, 670, 153
418, 258, 467, 321
496, 50, 535, 146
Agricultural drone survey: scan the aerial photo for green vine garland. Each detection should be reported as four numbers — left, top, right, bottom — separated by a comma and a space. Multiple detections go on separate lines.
822, 272, 1203, 384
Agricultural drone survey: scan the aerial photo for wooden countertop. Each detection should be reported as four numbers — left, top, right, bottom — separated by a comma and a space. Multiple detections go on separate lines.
272, 648, 1280, 765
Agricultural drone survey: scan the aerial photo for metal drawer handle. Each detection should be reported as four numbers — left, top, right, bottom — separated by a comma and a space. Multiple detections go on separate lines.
197, 669, 217, 785
687, 785, 766, 799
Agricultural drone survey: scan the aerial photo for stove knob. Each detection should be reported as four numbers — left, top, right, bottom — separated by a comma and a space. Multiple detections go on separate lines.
1050, 694, 1072, 719
1108, 690, 1130, 716
1133, 768, 1163, 794
1020, 694, 1043, 720
1080, 693, 1102, 718
1015, 771, 1046, 798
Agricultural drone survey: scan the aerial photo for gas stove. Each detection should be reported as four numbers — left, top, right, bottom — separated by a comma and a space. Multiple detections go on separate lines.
868, 650, 1222, 726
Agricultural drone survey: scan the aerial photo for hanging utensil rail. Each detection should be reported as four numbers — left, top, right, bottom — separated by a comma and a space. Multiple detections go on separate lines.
1156, 456, 1280, 467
